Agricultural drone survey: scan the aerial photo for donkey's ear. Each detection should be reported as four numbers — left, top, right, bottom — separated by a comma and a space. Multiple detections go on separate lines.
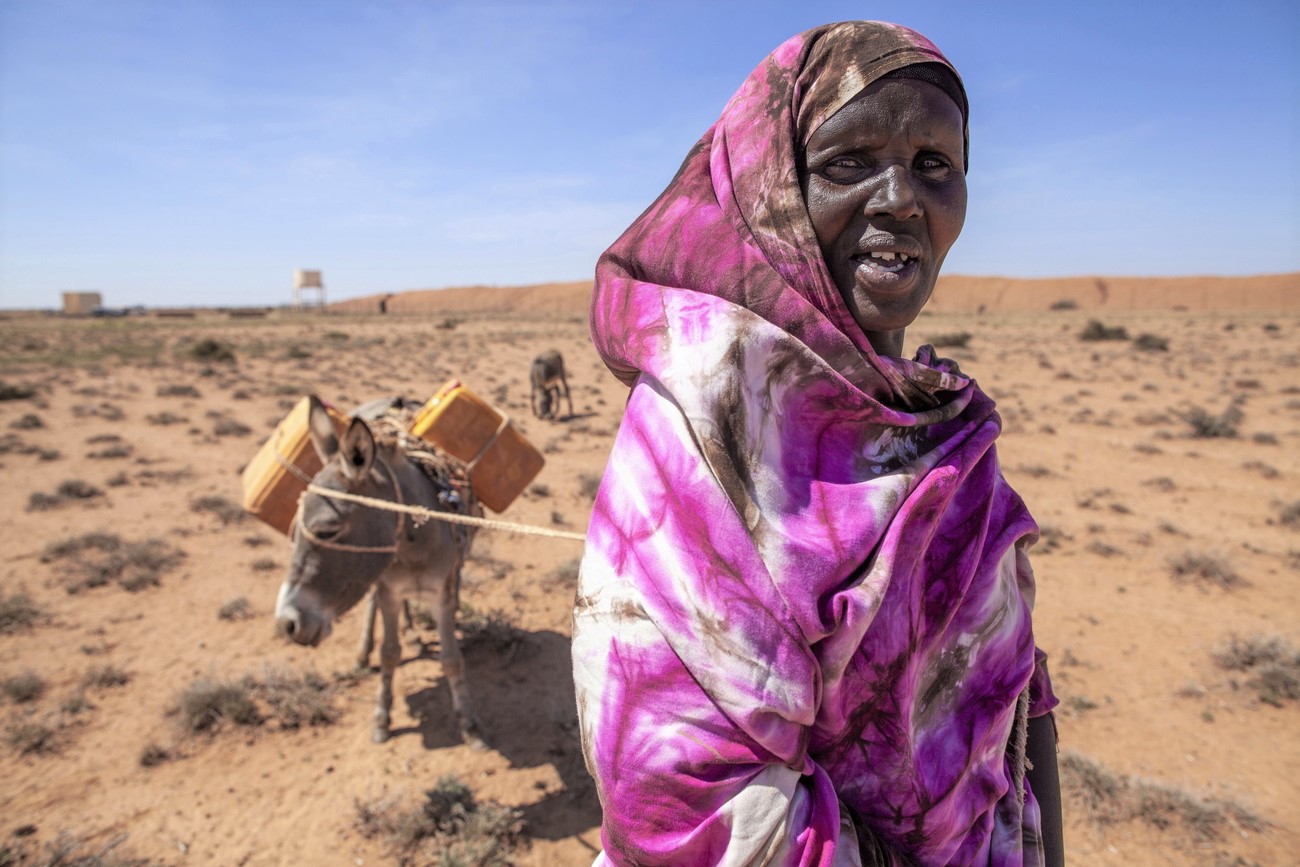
338, 418, 376, 482
307, 395, 339, 464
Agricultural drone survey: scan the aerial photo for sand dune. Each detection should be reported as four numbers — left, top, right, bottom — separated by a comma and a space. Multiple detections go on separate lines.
329, 272, 1299, 316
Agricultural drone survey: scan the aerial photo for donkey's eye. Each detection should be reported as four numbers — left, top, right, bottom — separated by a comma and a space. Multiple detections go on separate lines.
311, 524, 341, 540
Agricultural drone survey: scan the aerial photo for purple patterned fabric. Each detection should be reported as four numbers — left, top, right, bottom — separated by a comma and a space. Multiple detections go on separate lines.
573, 22, 1057, 866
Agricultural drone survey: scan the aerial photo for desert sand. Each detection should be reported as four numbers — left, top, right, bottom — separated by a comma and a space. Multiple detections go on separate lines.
1, 278, 1297, 865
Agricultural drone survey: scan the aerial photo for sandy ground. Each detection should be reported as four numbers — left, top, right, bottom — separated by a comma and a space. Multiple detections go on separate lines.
0, 301, 1296, 865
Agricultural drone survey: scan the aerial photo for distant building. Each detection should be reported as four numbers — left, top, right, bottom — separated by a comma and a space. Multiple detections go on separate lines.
62, 292, 103, 315
293, 269, 325, 309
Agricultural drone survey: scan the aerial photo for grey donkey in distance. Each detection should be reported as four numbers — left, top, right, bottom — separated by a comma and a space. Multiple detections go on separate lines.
273, 396, 485, 747
529, 349, 573, 420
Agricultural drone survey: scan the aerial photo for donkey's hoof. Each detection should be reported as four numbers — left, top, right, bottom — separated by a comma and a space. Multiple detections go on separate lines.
372, 726, 390, 744
462, 720, 488, 751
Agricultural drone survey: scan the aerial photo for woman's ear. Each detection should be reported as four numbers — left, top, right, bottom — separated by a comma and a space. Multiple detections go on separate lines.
338, 418, 376, 482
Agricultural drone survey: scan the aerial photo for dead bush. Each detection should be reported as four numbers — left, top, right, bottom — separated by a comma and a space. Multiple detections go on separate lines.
3, 670, 46, 703
177, 677, 260, 732
1278, 500, 1300, 528
6, 719, 58, 755
10, 412, 44, 429
1078, 320, 1129, 342
0, 591, 41, 634
185, 338, 235, 363
254, 667, 337, 729
191, 494, 246, 525
1132, 333, 1169, 351
43, 533, 185, 594
578, 472, 602, 500
145, 411, 188, 426
1212, 635, 1300, 707
460, 606, 525, 656
1168, 551, 1244, 590
218, 597, 253, 621
354, 775, 523, 866
0, 381, 36, 401
1061, 751, 1263, 843
928, 331, 972, 349
1180, 403, 1243, 438
156, 383, 201, 398
83, 664, 131, 690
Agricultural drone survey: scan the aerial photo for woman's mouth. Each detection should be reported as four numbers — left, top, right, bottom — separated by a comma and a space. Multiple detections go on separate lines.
852, 251, 921, 291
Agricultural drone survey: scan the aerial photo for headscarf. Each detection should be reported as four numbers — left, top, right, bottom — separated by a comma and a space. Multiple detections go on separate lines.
574, 21, 1056, 867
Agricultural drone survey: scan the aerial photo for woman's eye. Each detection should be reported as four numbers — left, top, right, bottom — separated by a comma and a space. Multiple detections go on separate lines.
917, 155, 953, 177
820, 157, 868, 183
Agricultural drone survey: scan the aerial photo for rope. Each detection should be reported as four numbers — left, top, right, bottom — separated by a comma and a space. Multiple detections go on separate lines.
304, 482, 586, 541
294, 461, 407, 554
464, 410, 511, 473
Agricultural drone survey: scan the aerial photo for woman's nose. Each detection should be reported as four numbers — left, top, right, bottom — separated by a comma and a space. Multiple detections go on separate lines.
866, 164, 921, 220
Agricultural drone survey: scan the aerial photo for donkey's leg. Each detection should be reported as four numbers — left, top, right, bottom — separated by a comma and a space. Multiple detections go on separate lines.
437, 569, 485, 749
357, 588, 378, 670
371, 582, 402, 744
561, 374, 574, 419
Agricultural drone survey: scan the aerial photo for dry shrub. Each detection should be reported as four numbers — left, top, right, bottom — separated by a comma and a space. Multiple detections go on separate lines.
1132, 333, 1169, 351
10, 412, 44, 429
156, 383, 200, 397
140, 742, 172, 767
354, 775, 523, 866
1278, 500, 1300, 528
1, 831, 154, 865
3, 670, 46, 703
1078, 320, 1129, 342
1061, 751, 1263, 843
255, 667, 337, 728
0, 591, 41, 634
218, 596, 253, 620
1168, 551, 1244, 590
43, 533, 185, 594
1180, 403, 1242, 438
177, 677, 260, 732
1049, 299, 1078, 311
547, 558, 581, 586
185, 338, 235, 363
928, 331, 972, 349
212, 416, 252, 437
578, 472, 602, 500
145, 411, 188, 426
460, 606, 525, 656
6, 719, 58, 755
1213, 635, 1300, 707
83, 664, 130, 690
191, 494, 246, 525
0, 381, 36, 401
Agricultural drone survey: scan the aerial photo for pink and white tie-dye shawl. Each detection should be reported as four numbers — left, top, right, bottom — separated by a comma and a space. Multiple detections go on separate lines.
573, 22, 1057, 867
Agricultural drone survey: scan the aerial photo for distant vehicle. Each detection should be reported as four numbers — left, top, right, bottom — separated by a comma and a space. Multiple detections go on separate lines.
90, 307, 127, 318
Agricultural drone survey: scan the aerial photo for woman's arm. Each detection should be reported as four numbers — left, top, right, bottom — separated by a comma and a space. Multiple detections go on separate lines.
1025, 713, 1063, 867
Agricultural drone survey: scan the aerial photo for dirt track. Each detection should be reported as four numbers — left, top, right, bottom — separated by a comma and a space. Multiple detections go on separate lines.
1, 303, 1297, 865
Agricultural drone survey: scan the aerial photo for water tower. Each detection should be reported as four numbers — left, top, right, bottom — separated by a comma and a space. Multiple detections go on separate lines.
292, 269, 325, 310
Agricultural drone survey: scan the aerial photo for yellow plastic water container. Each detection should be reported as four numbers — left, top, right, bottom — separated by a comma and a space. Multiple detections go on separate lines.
409, 380, 544, 513
241, 396, 349, 536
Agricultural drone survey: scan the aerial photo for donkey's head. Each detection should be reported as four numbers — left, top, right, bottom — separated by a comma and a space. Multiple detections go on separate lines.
274, 396, 403, 647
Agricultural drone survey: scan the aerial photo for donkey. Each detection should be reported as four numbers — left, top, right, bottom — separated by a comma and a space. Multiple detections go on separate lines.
273, 396, 485, 747
529, 349, 573, 420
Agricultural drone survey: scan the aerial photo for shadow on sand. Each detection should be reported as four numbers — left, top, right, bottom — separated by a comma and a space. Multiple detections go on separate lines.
392, 628, 602, 843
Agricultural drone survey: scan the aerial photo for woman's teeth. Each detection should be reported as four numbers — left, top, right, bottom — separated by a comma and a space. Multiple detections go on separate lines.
865, 251, 910, 272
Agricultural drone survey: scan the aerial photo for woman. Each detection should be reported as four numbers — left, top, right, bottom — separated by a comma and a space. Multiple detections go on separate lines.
573, 21, 1061, 866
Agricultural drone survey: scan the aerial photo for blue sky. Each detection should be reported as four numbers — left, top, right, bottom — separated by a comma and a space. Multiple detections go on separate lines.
1, 0, 1297, 309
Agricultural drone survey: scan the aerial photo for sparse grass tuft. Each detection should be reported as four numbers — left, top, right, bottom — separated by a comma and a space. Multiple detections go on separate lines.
1180, 403, 1242, 438
1132, 333, 1169, 352
3, 670, 46, 703
177, 677, 261, 732
928, 331, 972, 349
0, 381, 36, 401
354, 775, 523, 866
191, 494, 246, 525
578, 472, 602, 500
44, 532, 185, 594
83, 664, 131, 690
212, 416, 252, 437
0, 591, 41, 633
460, 606, 526, 656
1061, 751, 1263, 843
1079, 320, 1129, 342
140, 742, 172, 767
1212, 635, 1300, 706
157, 383, 201, 398
6, 719, 57, 755
1049, 298, 1078, 311
254, 667, 337, 728
2, 831, 154, 865
185, 338, 235, 363
1278, 500, 1300, 529
1168, 551, 1243, 590
10, 412, 44, 429
218, 596, 254, 620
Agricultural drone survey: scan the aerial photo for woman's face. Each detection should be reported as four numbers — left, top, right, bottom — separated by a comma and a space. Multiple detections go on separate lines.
801, 77, 967, 357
